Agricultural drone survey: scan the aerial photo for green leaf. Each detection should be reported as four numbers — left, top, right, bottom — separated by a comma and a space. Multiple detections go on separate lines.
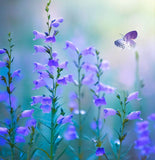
31, 148, 50, 159
56, 146, 67, 160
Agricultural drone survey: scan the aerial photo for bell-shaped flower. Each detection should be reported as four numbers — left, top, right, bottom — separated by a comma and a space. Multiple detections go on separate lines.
103, 108, 117, 119
34, 62, 47, 71
48, 59, 59, 67
81, 47, 95, 56
38, 71, 49, 79
40, 104, 51, 113
0, 61, 6, 68
50, 18, 64, 28
42, 97, 52, 105
64, 41, 78, 52
148, 113, 155, 121
12, 69, 21, 78
34, 45, 46, 54
0, 127, 8, 134
96, 83, 115, 94
21, 109, 34, 118
33, 78, 47, 89
82, 63, 97, 72
96, 147, 105, 156
57, 114, 73, 124
33, 30, 45, 40
31, 96, 43, 105
0, 49, 6, 54
64, 125, 78, 140
127, 91, 141, 102
16, 127, 29, 136
26, 118, 37, 128
59, 61, 68, 69
126, 111, 142, 120
15, 135, 25, 143
94, 97, 106, 107
45, 35, 56, 43
82, 74, 94, 85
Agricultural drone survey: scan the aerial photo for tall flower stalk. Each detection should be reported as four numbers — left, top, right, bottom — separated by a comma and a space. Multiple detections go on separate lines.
32, 1, 73, 159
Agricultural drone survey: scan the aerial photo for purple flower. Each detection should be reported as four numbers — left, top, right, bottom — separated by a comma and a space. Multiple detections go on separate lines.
136, 121, 149, 133
33, 78, 46, 89
15, 135, 25, 143
26, 118, 37, 128
0, 137, 7, 145
135, 137, 150, 149
33, 30, 45, 40
51, 18, 64, 28
127, 91, 140, 102
103, 108, 117, 119
34, 45, 46, 54
96, 147, 105, 156
48, 59, 59, 67
126, 111, 142, 120
64, 41, 78, 52
64, 125, 78, 140
16, 127, 29, 136
21, 109, 34, 118
42, 97, 52, 105
82, 74, 94, 85
94, 97, 106, 107
12, 69, 21, 78
100, 60, 110, 71
38, 71, 49, 79
59, 61, 68, 69
82, 63, 97, 72
96, 83, 115, 94
148, 113, 155, 121
34, 62, 47, 71
40, 104, 51, 113
91, 120, 102, 130
81, 47, 95, 56
0, 127, 8, 134
69, 101, 78, 111
0, 61, 6, 67
65, 74, 74, 83
57, 114, 73, 124
31, 96, 43, 105
57, 77, 67, 85
45, 36, 56, 43
0, 49, 6, 54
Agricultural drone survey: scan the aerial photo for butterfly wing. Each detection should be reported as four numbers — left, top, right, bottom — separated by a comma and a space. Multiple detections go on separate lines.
127, 39, 136, 48
114, 39, 125, 49
123, 31, 138, 41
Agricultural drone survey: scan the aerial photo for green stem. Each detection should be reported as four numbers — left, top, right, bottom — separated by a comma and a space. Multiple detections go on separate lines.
78, 54, 82, 160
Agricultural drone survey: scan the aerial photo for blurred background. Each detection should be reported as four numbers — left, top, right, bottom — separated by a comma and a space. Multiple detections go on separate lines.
0, 0, 155, 159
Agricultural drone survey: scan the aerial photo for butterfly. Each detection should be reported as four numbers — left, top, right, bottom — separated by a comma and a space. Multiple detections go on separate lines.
114, 30, 138, 49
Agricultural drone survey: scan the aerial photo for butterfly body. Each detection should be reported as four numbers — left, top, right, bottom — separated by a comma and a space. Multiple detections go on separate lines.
114, 30, 138, 49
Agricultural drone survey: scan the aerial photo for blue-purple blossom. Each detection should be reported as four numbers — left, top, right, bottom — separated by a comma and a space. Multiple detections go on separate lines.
34, 45, 46, 54
0, 49, 6, 54
38, 71, 49, 79
16, 127, 29, 136
57, 114, 73, 124
126, 111, 142, 120
0, 127, 8, 134
33, 30, 45, 40
91, 120, 102, 130
96, 147, 105, 156
0, 137, 7, 146
50, 18, 64, 28
100, 60, 110, 71
12, 69, 21, 78
81, 47, 95, 56
64, 41, 78, 52
96, 83, 115, 94
82, 74, 94, 85
82, 63, 97, 72
148, 113, 155, 120
103, 108, 117, 119
135, 137, 150, 149
45, 35, 56, 43
94, 97, 106, 107
40, 104, 51, 113
127, 91, 140, 102
136, 121, 149, 133
57, 77, 67, 85
64, 125, 78, 140
48, 59, 59, 67
34, 62, 47, 71
59, 61, 68, 69
33, 78, 46, 89
42, 97, 52, 105
21, 109, 34, 118
26, 118, 37, 128
0, 61, 6, 67
31, 96, 43, 105
15, 135, 25, 143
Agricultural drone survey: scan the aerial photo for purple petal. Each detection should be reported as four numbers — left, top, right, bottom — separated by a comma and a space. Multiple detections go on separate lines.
38, 71, 49, 79
82, 63, 97, 72
45, 36, 56, 43
96, 147, 105, 156
40, 104, 51, 113
0, 127, 8, 134
12, 69, 21, 78
31, 96, 43, 105
16, 127, 29, 136
33, 79, 46, 89
103, 108, 117, 119
34, 62, 47, 71
127, 91, 140, 102
48, 59, 59, 67
91, 120, 102, 130
0, 61, 6, 67
81, 47, 95, 56
82, 74, 94, 85
26, 118, 37, 128
64, 41, 78, 52
59, 61, 68, 69
57, 114, 73, 124
33, 30, 45, 40
0, 49, 6, 54
126, 111, 142, 120
96, 83, 115, 94
136, 121, 149, 133
21, 109, 34, 118
94, 97, 106, 107
100, 60, 110, 71
57, 77, 67, 85
64, 125, 78, 140
148, 113, 155, 121
15, 135, 25, 143
34, 45, 46, 54
41, 97, 52, 105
